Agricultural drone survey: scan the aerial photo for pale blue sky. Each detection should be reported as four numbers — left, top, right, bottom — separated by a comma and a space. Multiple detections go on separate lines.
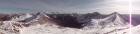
0, 0, 139, 14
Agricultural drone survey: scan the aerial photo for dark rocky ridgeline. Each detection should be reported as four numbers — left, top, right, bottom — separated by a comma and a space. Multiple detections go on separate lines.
85, 12, 107, 19
48, 14, 84, 29
46, 12, 107, 28
0, 13, 20, 21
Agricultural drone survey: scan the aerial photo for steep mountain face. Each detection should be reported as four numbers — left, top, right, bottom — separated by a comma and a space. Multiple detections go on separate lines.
23, 12, 62, 26
13, 12, 63, 27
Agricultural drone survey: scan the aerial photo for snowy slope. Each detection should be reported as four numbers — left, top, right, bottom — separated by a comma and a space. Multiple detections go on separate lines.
111, 25, 140, 34
11, 13, 32, 21
84, 12, 129, 28
0, 12, 60, 34
19, 24, 129, 34
0, 21, 24, 34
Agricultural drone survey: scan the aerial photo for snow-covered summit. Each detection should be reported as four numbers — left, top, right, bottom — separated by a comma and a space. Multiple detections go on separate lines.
83, 12, 129, 29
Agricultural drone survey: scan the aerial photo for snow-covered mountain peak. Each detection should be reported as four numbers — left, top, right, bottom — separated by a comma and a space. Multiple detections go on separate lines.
24, 13, 32, 17
110, 12, 119, 15
36, 12, 42, 15
83, 12, 129, 28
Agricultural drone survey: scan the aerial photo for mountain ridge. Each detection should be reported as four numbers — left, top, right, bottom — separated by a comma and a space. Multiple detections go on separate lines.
0, 12, 140, 34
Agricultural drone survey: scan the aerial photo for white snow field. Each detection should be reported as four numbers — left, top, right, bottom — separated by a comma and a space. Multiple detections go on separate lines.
19, 24, 129, 34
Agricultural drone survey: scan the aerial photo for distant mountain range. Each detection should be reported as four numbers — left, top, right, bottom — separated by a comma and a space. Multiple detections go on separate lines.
0, 12, 140, 34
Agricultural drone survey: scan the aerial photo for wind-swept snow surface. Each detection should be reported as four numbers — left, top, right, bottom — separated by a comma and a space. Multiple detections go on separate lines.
111, 25, 140, 34
19, 24, 129, 34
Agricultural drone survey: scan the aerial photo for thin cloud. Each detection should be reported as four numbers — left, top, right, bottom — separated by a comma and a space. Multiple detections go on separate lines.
0, 0, 138, 14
